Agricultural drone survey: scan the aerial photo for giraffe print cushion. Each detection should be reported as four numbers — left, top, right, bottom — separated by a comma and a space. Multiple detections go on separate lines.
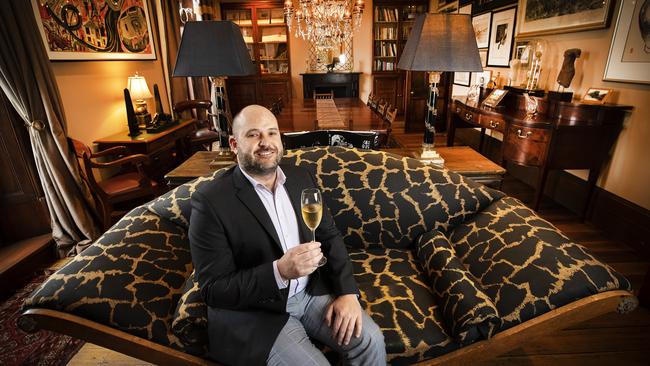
23, 206, 193, 352
448, 196, 632, 330
415, 230, 500, 345
171, 270, 208, 355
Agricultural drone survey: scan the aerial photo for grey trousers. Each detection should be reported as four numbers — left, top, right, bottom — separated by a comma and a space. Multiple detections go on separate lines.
267, 290, 386, 366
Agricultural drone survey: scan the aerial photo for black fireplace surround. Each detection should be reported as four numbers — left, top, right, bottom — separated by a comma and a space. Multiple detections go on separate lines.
301, 72, 360, 99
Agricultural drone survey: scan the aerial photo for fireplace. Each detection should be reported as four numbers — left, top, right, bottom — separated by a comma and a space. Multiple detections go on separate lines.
301, 72, 361, 99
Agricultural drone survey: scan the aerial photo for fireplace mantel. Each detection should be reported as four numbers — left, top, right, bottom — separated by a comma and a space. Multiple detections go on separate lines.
301, 72, 361, 99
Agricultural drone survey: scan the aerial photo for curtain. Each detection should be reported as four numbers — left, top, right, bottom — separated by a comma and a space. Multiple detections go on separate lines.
0, 1, 100, 256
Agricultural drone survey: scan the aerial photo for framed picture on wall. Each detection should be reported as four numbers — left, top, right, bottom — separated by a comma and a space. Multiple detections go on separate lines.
487, 7, 516, 67
31, 0, 156, 60
472, 12, 491, 48
516, 0, 614, 37
604, 0, 650, 84
454, 72, 471, 86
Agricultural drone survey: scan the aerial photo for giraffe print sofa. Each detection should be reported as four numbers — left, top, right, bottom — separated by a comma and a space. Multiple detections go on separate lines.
20, 147, 637, 365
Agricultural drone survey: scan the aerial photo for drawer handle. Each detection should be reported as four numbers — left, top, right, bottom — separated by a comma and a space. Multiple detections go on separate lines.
517, 129, 532, 139
456, 107, 461, 113
489, 120, 499, 128
465, 113, 473, 121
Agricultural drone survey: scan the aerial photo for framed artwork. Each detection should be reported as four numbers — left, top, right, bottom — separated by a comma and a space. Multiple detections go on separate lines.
516, 0, 614, 37
472, 12, 492, 48
472, 70, 493, 87
454, 72, 471, 86
459, 4, 472, 15
31, 0, 156, 61
604, 0, 650, 84
487, 7, 516, 67
482, 88, 508, 107
514, 40, 532, 65
472, 0, 517, 14
581, 87, 612, 104
479, 49, 488, 67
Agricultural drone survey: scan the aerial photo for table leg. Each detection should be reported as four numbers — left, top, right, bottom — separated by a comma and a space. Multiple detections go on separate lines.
533, 165, 550, 211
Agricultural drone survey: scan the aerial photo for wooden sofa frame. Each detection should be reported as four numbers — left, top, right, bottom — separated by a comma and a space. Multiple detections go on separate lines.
19, 290, 637, 365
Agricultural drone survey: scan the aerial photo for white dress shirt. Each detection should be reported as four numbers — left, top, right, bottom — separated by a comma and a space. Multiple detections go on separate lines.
240, 166, 308, 298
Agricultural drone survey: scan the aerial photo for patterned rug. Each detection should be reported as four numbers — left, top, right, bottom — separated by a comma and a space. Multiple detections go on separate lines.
0, 274, 84, 366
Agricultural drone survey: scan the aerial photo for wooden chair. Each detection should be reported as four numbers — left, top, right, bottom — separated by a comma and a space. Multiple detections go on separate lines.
368, 95, 379, 112
313, 90, 334, 100
366, 93, 375, 107
173, 100, 220, 154
376, 99, 388, 117
70, 138, 163, 231
383, 105, 397, 144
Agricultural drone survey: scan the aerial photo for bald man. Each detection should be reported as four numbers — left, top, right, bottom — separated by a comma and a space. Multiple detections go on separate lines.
189, 105, 385, 366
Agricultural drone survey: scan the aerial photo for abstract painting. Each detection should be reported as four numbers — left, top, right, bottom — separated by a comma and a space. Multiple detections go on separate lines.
31, 0, 156, 60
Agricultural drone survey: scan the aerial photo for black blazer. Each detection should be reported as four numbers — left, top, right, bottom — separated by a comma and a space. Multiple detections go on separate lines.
189, 163, 359, 366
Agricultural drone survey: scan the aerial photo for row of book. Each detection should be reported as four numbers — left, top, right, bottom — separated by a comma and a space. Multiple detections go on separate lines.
374, 26, 397, 40
374, 7, 399, 22
374, 60, 396, 71
374, 42, 397, 57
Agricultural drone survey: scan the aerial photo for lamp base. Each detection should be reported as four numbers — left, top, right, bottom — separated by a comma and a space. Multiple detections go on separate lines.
136, 113, 152, 129
420, 148, 445, 168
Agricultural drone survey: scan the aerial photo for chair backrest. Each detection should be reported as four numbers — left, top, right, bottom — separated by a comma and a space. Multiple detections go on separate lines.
376, 99, 388, 116
385, 105, 397, 124
366, 93, 374, 107
313, 90, 334, 100
173, 100, 213, 129
282, 130, 383, 150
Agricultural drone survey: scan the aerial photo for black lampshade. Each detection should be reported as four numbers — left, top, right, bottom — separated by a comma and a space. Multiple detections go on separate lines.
398, 14, 482, 72
173, 21, 256, 77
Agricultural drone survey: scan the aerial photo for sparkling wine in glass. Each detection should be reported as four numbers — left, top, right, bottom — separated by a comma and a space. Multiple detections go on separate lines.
301, 188, 327, 266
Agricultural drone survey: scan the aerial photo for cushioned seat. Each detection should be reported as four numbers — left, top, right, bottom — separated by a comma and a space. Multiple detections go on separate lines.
99, 172, 160, 196
349, 247, 460, 364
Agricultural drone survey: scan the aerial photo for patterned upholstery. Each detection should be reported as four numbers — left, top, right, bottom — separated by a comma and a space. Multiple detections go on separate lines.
448, 196, 632, 330
22, 147, 633, 365
23, 206, 192, 351
415, 230, 499, 345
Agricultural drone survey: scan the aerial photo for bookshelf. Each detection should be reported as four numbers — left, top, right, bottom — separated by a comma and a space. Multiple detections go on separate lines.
222, 2, 291, 114
372, 1, 428, 113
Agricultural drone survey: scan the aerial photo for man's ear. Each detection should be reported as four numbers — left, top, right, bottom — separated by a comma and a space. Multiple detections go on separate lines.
229, 136, 237, 153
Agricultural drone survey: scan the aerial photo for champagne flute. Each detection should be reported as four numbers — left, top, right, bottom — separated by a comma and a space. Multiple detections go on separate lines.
301, 188, 327, 267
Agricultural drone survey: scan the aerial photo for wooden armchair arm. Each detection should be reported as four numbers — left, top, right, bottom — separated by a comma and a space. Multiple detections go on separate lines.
19, 309, 218, 366
91, 146, 130, 158
88, 153, 149, 169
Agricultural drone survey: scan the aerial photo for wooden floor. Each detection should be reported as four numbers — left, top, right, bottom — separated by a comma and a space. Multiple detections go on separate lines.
66, 121, 649, 365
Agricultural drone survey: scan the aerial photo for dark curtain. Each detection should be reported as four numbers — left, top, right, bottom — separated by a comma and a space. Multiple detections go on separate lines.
0, 1, 100, 256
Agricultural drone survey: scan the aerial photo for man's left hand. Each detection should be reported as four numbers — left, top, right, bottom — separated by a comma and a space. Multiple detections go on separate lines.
324, 294, 362, 346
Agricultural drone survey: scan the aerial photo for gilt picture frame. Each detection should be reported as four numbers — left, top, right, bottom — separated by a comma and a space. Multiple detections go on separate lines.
604, 0, 650, 84
31, 0, 156, 60
516, 0, 614, 37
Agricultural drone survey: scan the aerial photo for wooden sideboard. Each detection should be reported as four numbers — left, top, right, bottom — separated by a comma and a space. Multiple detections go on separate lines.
447, 93, 632, 216
94, 119, 196, 181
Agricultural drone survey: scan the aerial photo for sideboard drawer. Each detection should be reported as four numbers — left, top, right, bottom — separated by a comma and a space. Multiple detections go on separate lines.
480, 115, 505, 132
455, 104, 479, 125
502, 125, 551, 166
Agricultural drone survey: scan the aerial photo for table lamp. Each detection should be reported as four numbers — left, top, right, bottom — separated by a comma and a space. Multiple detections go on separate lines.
397, 14, 482, 165
173, 21, 255, 154
127, 72, 153, 128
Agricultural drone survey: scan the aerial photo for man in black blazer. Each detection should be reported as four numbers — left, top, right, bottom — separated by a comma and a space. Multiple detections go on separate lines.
189, 105, 385, 366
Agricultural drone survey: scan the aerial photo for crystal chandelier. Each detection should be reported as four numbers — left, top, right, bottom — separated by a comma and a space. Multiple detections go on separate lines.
284, 0, 364, 48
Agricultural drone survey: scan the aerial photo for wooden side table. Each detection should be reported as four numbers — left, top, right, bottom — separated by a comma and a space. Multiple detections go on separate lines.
165, 151, 235, 188
384, 146, 506, 188
94, 119, 196, 181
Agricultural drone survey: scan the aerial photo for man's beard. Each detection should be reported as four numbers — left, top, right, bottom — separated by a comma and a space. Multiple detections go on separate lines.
240, 146, 282, 176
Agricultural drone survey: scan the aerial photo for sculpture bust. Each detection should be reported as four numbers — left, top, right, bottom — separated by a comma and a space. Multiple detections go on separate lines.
557, 48, 581, 88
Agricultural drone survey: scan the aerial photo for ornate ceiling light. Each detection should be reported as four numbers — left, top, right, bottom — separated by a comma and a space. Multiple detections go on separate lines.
284, 0, 364, 48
